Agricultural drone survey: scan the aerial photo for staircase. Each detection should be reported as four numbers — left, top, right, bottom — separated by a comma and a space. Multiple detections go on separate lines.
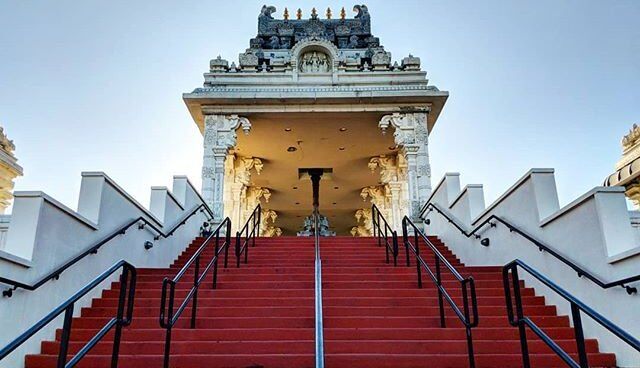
23, 236, 617, 368
25, 237, 316, 368
322, 236, 616, 368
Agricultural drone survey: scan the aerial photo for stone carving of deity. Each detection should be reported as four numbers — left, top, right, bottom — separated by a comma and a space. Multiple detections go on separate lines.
300, 51, 330, 73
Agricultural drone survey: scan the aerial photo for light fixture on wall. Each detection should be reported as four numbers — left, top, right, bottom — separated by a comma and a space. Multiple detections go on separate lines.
144, 241, 154, 250
339, 127, 347, 132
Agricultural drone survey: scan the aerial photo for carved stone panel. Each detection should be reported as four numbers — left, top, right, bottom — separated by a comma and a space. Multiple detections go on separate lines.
299, 51, 330, 73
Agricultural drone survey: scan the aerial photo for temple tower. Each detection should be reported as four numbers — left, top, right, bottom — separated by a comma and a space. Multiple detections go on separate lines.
183, 5, 448, 235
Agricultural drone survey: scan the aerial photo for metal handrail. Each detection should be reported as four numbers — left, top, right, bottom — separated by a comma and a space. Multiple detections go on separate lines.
0, 260, 136, 368
371, 204, 399, 266
422, 202, 639, 295
503, 259, 640, 368
235, 204, 261, 268
403, 216, 479, 368
159, 217, 231, 368
313, 209, 325, 368
1, 203, 213, 297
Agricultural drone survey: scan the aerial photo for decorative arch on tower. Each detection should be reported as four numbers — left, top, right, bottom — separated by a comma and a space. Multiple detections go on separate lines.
290, 37, 340, 77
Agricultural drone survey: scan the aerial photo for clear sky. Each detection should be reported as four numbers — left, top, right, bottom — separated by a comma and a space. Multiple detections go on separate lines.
1, 0, 638, 212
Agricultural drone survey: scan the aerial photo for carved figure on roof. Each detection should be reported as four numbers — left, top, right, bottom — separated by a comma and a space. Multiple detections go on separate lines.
260, 5, 276, 19
0, 127, 15, 154
353, 5, 370, 19
268, 36, 280, 49
348, 35, 359, 48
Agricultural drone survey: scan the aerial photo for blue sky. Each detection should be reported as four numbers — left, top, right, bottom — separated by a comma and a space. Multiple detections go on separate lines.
1, 0, 638, 211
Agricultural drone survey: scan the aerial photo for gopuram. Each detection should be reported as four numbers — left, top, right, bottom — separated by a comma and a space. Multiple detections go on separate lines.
183, 5, 448, 235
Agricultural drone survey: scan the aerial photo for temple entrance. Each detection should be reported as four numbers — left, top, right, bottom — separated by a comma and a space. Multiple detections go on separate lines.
182, 5, 448, 237
230, 112, 396, 235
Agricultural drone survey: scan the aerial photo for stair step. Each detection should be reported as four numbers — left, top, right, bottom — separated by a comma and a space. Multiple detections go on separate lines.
24, 235, 617, 368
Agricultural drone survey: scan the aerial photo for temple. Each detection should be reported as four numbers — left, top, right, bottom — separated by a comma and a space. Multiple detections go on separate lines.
183, 5, 447, 235
0, 5, 638, 368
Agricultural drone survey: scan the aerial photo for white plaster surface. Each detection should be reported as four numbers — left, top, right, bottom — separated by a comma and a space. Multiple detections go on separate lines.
422, 169, 640, 367
0, 173, 209, 368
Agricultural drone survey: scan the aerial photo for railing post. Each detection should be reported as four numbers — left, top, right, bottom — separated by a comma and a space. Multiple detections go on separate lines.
163, 283, 175, 368
190, 255, 200, 329
256, 206, 261, 243
414, 225, 422, 289
235, 232, 241, 268
461, 280, 476, 368
571, 302, 589, 368
56, 305, 74, 368
511, 266, 531, 368
213, 235, 220, 289
224, 220, 230, 268
402, 218, 410, 267
244, 224, 249, 264
111, 269, 129, 368
384, 224, 389, 264
375, 209, 381, 247
435, 256, 446, 328
392, 230, 398, 267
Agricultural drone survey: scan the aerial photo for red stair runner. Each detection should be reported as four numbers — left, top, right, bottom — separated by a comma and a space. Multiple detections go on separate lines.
321, 236, 616, 368
24, 236, 616, 367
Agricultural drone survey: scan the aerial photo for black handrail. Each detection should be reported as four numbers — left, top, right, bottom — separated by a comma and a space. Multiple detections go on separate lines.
371, 204, 399, 266
422, 202, 639, 295
403, 216, 479, 368
0, 260, 136, 368
503, 259, 640, 368
235, 204, 261, 268
159, 217, 231, 368
313, 209, 325, 368
1, 203, 213, 297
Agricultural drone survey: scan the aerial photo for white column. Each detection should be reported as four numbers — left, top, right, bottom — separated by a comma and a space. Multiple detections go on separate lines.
379, 112, 432, 220
201, 114, 252, 224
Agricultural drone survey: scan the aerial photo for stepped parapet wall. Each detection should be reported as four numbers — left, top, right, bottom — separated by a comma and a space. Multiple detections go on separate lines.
423, 169, 640, 367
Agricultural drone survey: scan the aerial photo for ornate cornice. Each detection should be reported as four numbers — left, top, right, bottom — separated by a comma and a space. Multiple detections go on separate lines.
193, 85, 439, 94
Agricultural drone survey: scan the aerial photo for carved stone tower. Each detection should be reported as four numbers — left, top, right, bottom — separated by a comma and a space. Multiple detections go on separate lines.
183, 5, 448, 234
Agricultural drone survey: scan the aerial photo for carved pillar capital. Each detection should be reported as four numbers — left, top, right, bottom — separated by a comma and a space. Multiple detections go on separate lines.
204, 114, 252, 153
379, 112, 429, 147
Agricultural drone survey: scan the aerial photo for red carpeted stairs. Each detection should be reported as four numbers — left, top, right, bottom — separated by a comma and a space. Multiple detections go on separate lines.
26, 237, 316, 368
321, 236, 617, 368
24, 235, 617, 368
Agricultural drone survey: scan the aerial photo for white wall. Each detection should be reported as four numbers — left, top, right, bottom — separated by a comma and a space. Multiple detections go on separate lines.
423, 169, 640, 367
0, 172, 209, 368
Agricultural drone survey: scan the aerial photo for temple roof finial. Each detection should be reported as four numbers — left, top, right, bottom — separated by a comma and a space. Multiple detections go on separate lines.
340, 7, 346, 20
311, 7, 318, 19
296, 8, 302, 20
326, 7, 332, 19
283, 7, 289, 20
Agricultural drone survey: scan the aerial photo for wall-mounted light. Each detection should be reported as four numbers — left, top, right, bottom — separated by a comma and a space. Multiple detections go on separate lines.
339, 127, 347, 132
284, 128, 292, 132
144, 241, 154, 250
480, 238, 490, 247
287, 146, 297, 152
